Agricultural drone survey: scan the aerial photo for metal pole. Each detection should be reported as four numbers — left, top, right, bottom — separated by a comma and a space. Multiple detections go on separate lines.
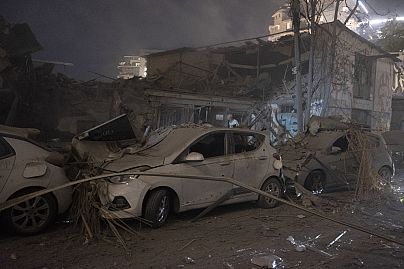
291, 0, 304, 132
305, 0, 317, 130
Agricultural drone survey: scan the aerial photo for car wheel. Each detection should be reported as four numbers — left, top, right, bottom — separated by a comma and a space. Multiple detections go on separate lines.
3, 192, 57, 236
144, 189, 171, 228
378, 166, 392, 182
305, 170, 326, 194
257, 178, 282, 208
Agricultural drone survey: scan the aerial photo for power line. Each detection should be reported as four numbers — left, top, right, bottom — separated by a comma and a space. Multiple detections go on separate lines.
194, 28, 298, 49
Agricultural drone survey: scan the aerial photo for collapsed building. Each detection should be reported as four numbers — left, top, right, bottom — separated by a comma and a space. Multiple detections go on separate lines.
145, 21, 396, 134
0, 17, 399, 141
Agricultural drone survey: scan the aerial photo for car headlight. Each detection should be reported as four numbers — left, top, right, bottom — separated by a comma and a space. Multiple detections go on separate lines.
108, 166, 151, 184
109, 175, 137, 184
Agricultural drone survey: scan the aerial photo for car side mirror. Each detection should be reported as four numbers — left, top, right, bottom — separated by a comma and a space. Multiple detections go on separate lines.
185, 152, 205, 162
331, 146, 342, 154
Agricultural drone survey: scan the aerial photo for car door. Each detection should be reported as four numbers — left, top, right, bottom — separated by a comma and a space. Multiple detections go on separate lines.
0, 137, 16, 194
326, 135, 358, 187
174, 131, 235, 207
230, 131, 269, 195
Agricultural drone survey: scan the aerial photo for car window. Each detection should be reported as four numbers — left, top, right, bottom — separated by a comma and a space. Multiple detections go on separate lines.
233, 133, 264, 154
0, 137, 14, 159
332, 136, 349, 152
189, 133, 225, 159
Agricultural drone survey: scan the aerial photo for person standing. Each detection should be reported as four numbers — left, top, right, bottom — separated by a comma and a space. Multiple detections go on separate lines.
226, 114, 239, 128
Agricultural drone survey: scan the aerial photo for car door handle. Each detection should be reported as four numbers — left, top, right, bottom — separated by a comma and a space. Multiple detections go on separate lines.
220, 162, 231, 166
258, 156, 268, 160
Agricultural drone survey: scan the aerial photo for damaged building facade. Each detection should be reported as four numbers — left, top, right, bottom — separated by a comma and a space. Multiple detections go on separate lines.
0, 17, 396, 139
307, 22, 395, 131
145, 21, 396, 133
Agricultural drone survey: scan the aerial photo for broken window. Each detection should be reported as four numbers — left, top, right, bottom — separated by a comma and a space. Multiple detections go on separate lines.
189, 133, 225, 158
332, 136, 349, 152
232, 133, 264, 154
353, 53, 375, 99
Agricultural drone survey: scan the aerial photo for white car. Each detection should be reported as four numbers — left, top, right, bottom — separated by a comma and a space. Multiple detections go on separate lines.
72, 124, 283, 228
0, 126, 72, 235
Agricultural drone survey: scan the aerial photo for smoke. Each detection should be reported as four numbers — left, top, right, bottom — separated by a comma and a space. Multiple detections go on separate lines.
1, 0, 284, 80
3, 0, 401, 80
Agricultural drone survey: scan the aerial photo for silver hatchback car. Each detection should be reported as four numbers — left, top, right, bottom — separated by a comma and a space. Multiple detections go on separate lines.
72, 126, 284, 227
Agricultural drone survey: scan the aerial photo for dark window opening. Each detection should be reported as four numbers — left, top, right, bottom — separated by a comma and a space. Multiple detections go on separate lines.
353, 53, 375, 100
189, 133, 225, 159
333, 136, 349, 152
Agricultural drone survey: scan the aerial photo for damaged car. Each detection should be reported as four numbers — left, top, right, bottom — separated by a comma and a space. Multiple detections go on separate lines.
280, 125, 394, 194
71, 116, 284, 227
0, 125, 72, 235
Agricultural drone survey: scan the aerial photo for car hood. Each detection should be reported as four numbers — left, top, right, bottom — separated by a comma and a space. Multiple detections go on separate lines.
103, 152, 165, 172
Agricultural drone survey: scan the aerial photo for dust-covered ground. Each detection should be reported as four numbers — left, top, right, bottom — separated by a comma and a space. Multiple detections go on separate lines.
1, 172, 404, 269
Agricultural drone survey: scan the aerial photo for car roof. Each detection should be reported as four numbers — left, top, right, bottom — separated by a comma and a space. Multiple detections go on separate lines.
148, 126, 265, 154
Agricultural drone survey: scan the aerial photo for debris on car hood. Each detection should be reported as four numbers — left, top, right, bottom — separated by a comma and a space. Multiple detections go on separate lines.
70, 117, 215, 173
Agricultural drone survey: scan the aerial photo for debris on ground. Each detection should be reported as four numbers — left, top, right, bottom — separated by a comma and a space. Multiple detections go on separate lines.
251, 254, 284, 268
184, 256, 195, 264
326, 230, 347, 249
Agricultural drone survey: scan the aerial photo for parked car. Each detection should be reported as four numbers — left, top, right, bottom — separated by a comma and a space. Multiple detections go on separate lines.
0, 125, 72, 235
71, 123, 284, 228
281, 130, 394, 193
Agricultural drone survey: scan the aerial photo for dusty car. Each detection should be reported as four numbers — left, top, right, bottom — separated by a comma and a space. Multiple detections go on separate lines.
72, 120, 284, 227
0, 125, 72, 235
281, 130, 394, 193
382, 130, 404, 169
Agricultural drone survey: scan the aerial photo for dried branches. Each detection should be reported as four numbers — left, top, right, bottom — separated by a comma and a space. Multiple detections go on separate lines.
346, 128, 388, 200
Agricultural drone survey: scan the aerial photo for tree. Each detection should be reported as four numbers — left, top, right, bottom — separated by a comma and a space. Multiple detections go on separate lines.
378, 20, 404, 52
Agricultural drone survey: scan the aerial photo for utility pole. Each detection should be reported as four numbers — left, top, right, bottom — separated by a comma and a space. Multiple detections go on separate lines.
305, 0, 317, 129
291, 0, 303, 132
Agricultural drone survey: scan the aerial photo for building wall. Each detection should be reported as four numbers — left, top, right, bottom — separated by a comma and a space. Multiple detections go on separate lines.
309, 24, 394, 131
268, 1, 361, 41
117, 56, 147, 79
391, 97, 404, 131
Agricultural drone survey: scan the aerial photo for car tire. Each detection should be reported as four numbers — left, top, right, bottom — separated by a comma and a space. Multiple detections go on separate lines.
2, 191, 57, 236
257, 178, 282, 208
305, 170, 326, 194
144, 189, 171, 228
378, 166, 392, 182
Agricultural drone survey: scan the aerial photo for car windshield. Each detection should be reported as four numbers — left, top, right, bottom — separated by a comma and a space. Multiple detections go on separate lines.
136, 128, 206, 158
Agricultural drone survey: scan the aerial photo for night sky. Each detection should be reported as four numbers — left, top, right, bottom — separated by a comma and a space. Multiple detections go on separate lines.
1, 0, 403, 80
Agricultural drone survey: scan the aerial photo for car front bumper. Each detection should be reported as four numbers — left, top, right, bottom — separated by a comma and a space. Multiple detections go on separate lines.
99, 178, 150, 219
